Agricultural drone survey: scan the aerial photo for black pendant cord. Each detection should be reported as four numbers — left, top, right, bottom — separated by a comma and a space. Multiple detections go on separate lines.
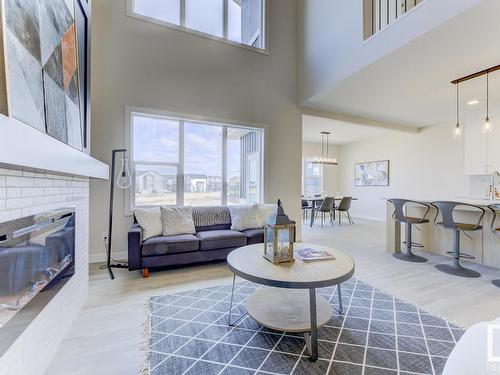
106, 149, 129, 280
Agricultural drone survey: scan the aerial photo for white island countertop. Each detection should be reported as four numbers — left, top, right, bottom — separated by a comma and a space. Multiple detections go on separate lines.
383, 197, 500, 209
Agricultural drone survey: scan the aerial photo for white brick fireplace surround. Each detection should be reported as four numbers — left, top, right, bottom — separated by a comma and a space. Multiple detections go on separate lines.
0, 167, 90, 375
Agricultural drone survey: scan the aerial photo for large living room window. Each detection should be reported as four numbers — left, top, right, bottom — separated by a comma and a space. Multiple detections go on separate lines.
129, 0, 266, 51
131, 111, 264, 208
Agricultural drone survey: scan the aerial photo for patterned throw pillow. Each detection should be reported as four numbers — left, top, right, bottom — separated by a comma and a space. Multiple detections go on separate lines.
160, 206, 196, 236
133, 207, 163, 240
228, 205, 262, 231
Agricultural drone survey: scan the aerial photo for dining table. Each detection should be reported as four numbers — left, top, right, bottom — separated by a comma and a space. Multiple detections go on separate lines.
302, 196, 359, 227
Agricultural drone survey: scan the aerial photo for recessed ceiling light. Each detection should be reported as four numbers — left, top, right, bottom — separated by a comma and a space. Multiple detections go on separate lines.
468, 99, 480, 105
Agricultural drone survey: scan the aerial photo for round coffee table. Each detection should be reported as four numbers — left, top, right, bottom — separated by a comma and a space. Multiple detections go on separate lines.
226, 243, 355, 361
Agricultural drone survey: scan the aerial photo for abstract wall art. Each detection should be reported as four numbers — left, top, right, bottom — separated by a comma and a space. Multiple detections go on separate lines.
354, 160, 390, 186
3, 0, 83, 150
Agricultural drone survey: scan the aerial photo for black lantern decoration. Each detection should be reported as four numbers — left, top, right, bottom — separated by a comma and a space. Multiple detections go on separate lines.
263, 200, 296, 264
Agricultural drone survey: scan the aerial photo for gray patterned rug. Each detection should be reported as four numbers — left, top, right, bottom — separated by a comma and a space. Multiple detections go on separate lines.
147, 278, 464, 375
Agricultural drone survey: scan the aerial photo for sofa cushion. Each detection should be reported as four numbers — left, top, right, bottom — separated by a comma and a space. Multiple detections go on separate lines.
192, 206, 232, 232
242, 228, 264, 245
196, 230, 247, 251
133, 207, 162, 240
160, 206, 195, 236
229, 205, 261, 231
141, 234, 199, 257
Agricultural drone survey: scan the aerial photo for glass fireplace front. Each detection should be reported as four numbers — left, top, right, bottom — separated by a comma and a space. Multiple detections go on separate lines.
0, 208, 75, 330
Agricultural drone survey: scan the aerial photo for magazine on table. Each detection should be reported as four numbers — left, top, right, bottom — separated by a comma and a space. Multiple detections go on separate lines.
295, 247, 335, 262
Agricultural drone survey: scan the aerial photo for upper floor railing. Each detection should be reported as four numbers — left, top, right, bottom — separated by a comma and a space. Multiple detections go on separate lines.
363, 0, 425, 40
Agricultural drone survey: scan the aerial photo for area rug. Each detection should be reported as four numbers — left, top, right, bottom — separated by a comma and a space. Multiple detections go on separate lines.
146, 278, 464, 375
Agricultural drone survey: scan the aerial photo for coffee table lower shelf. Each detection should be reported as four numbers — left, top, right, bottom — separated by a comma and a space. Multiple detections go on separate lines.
245, 287, 333, 332
245, 287, 333, 361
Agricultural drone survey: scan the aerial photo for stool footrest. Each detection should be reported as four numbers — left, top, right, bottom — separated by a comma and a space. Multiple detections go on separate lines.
402, 241, 425, 248
445, 251, 475, 260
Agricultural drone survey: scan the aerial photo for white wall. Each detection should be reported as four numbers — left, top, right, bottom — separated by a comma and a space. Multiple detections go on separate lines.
302, 142, 340, 195
297, 0, 482, 103
0, 168, 89, 375
339, 125, 468, 221
89, 0, 302, 261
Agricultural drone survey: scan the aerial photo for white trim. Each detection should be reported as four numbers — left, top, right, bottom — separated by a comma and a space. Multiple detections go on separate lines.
126, 0, 268, 55
222, 126, 228, 205
0, 114, 108, 179
89, 251, 128, 264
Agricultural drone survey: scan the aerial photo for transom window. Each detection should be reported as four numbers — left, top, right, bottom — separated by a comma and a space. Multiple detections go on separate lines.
131, 111, 264, 208
130, 0, 266, 51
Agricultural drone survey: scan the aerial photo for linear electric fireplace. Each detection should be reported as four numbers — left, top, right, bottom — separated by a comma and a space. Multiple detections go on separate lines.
0, 208, 75, 355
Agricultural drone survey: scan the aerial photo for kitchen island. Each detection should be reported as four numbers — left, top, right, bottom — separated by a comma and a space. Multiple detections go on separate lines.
386, 198, 500, 268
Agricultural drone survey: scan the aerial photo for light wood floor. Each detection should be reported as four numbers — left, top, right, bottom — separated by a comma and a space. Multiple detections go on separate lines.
46, 218, 500, 375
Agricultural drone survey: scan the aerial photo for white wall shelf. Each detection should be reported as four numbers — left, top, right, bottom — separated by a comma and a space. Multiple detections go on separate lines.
0, 115, 108, 179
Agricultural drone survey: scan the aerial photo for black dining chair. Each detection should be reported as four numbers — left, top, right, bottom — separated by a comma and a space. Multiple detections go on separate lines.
388, 199, 431, 263
432, 201, 485, 278
488, 204, 500, 287
301, 199, 312, 222
315, 197, 335, 227
334, 197, 354, 225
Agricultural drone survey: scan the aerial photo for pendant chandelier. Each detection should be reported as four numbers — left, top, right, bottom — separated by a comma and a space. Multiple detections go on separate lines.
482, 72, 492, 134
312, 131, 338, 166
452, 64, 500, 138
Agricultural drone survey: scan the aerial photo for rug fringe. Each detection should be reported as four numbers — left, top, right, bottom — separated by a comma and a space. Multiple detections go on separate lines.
138, 300, 151, 375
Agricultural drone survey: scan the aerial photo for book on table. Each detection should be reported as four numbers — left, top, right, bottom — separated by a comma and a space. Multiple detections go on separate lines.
295, 248, 335, 262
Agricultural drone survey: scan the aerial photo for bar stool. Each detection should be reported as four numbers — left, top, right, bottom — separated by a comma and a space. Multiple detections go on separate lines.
389, 199, 430, 263
432, 201, 485, 278
488, 204, 500, 287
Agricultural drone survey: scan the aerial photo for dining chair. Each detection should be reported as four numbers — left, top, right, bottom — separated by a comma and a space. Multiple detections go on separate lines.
334, 197, 354, 225
315, 197, 335, 227
301, 199, 312, 222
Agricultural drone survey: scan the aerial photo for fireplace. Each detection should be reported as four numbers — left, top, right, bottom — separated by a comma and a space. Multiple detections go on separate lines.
0, 208, 75, 355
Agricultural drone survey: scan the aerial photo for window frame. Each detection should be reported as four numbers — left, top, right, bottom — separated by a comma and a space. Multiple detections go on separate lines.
126, 0, 269, 54
126, 107, 266, 214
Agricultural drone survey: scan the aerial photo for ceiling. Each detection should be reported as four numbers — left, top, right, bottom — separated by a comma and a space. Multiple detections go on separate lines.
302, 115, 397, 145
303, 0, 500, 129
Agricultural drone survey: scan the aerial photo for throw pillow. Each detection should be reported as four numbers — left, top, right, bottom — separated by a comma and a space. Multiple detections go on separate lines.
255, 203, 276, 226
229, 205, 261, 231
160, 206, 196, 236
133, 207, 162, 240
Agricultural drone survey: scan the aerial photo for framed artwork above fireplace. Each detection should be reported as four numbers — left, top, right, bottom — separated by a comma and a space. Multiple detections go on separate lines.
0, 0, 91, 152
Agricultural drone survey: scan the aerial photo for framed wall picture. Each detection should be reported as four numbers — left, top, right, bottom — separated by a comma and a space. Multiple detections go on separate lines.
354, 160, 389, 186
1, 0, 90, 152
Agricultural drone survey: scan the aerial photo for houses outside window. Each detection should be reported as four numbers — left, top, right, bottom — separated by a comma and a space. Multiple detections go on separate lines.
131, 111, 264, 208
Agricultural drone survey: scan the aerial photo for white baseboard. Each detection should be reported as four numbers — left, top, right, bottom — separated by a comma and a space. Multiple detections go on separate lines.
89, 251, 128, 264
351, 214, 385, 223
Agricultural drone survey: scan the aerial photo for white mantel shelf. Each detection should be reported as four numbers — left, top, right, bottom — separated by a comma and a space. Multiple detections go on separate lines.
0, 114, 108, 179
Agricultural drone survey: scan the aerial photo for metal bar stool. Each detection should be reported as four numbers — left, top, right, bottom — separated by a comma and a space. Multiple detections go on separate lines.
389, 199, 430, 263
432, 201, 485, 278
488, 204, 500, 287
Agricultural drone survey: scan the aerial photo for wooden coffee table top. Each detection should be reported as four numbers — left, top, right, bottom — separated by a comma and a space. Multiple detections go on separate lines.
227, 243, 355, 289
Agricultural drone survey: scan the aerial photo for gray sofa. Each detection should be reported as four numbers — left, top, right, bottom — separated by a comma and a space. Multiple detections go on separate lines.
127, 206, 264, 277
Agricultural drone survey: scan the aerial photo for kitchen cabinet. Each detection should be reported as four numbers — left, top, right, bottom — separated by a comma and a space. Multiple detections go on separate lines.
464, 120, 500, 175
